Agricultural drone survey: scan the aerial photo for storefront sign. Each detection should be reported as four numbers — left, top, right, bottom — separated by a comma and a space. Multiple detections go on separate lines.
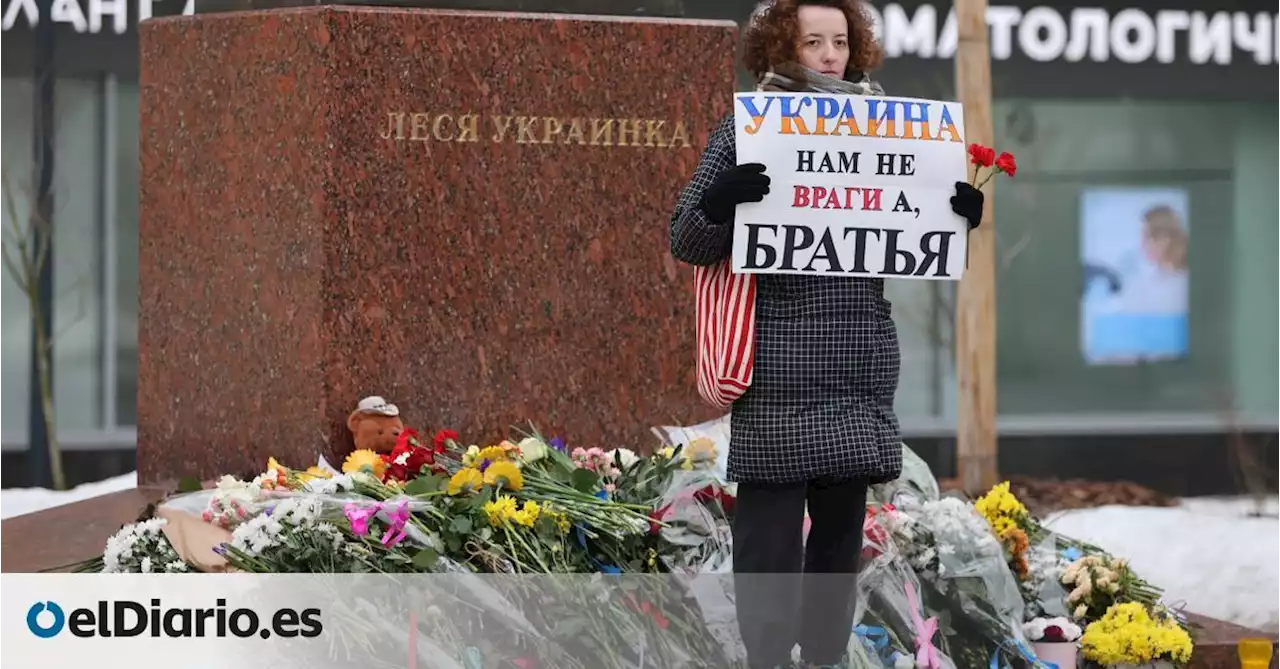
1, 0, 193, 34
869, 3, 1278, 67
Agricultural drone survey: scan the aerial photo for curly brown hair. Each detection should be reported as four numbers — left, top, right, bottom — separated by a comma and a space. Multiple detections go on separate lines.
742, 0, 883, 80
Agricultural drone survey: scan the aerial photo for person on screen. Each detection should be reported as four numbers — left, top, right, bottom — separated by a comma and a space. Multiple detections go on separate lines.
668, 1, 984, 667
1116, 205, 1189, 316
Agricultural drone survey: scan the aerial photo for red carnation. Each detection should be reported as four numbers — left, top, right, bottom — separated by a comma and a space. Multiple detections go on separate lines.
395, 426, 420, 452
995, 151, 1017, 177
968, 143, 995, 167
1042, 624, 1065, 642
432, 428, 459, 454
382, 439, 437, 482
648, 508, 667, 535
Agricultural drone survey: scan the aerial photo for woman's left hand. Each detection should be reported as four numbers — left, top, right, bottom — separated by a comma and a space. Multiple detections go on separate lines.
950, 181, 984, 230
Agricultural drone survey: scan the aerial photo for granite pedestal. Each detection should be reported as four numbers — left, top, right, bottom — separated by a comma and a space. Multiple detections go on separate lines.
138, 7, 735, 482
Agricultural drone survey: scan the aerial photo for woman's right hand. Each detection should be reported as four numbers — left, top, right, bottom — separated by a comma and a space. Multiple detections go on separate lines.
699, 163, 770, 224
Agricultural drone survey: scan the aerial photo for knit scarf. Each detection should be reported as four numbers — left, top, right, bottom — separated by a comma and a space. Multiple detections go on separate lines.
756, 61, 885, 96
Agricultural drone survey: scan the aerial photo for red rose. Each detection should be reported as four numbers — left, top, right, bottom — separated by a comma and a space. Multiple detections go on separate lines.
1042, 624, 1065, 642
995, 151, 1017, 177
968, 143, 995, 167
432, 428, 458, 454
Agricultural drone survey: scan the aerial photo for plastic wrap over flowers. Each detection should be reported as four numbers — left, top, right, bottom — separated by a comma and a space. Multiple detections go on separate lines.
858, 497, 1036, 668
870, 443, 941, 507
855, 503, 959, 669
652, 467, 733, 575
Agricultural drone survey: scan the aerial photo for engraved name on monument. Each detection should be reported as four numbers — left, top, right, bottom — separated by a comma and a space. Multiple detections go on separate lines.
380, 112, 693, 148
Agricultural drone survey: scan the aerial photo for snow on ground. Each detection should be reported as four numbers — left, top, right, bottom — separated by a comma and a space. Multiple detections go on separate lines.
3, 470, 1276, 633
1045, 496, 1280, 633
0, 472, 137, 520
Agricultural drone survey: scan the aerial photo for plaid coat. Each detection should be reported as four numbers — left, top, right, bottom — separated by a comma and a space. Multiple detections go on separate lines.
671, 115, 903, 484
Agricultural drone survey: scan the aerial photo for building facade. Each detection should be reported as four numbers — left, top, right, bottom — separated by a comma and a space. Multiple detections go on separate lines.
2, 0, 1276, 491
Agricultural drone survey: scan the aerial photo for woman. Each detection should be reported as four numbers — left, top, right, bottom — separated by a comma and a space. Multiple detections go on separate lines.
669, 1, 984, 667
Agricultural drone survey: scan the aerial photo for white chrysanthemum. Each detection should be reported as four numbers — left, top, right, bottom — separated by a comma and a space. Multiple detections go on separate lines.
102, 518, 182, 573
303, 473, 353, 495
607, 447, 640, 468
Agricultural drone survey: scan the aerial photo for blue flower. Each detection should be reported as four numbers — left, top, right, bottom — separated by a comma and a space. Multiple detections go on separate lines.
549, 436, 567, 453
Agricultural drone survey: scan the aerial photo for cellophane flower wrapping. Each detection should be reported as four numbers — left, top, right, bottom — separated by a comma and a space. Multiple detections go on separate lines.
854, 526, 959, 669
158, 470, 738, 668
864, 494, 1036, 668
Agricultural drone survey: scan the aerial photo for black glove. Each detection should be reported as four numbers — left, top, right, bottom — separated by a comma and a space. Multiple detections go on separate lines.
950, 181, 984, 230
700, 163, 770, 224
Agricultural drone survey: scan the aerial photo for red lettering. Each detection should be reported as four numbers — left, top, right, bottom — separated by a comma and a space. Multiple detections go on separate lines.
843, 187, 861, 209
791, 185, 880, 210
821, 188, 842, 209
862, 188, 883, 211
792, 185, 811, 207
811, 186, 829, 208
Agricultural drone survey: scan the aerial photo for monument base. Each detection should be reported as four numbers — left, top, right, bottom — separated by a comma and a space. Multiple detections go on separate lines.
138, 7, 736, 483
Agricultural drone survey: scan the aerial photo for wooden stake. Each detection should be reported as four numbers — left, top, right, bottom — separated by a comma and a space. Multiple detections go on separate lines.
954, 0, 999, 495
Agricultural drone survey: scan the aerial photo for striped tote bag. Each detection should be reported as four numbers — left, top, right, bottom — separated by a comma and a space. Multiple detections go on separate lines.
694, 259, 757, 408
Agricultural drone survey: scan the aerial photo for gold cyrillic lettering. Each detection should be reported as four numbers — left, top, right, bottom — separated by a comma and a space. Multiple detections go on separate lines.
380, 112, 405, 140
516, 116, 540, 144
491, 115, 514, 142
432, 114, 455, 141
590, 118, 614, 146
668, 121, 691, 149
456, 114, 479, 142
541, 117, 564, 144
410, 113, 431, 141
565, 118, 587, 145
644, 120, 667, 147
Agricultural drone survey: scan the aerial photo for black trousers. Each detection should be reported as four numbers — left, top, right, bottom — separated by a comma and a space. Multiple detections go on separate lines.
732, 477, 868, 669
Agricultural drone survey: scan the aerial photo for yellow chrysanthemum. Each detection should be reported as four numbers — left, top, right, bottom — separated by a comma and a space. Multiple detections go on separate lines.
342, 449, 386, 478
1081, 603, 1192, 665
511, 500, 541, 527
544, 508, 572, 534
447, 468, 485, 495
476, 445, 510, 464
483, 460, 524, 491
974, 481, 1029, 525
483, 495, 519, 527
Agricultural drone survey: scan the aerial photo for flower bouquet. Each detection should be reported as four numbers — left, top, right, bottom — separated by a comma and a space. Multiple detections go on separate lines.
1080, 602, 1192, 668
77, 427, 742, 668
859, 495, 1043, 668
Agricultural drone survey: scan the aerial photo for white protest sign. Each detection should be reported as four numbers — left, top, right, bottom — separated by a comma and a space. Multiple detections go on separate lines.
731, 92, 968, 280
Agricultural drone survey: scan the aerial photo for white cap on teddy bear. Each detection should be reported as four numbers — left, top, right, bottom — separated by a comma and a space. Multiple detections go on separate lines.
355, 395, 399, 417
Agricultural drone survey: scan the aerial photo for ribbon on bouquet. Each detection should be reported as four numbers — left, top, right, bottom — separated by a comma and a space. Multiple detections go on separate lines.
342, 501, 411, 549
903, 581, 941, 669
854, 624, 890, 653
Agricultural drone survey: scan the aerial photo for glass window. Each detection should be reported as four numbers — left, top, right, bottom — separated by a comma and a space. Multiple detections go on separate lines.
52, 78, 105, 431
982, 99, 1272, 416
2, 78, 34, 445
115, 80, 140, 427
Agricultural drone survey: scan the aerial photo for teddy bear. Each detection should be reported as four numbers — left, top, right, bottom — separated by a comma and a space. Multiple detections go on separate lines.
346, 395, 405, 454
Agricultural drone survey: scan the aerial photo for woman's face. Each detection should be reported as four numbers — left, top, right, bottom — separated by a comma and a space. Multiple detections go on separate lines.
796, 5, 850, 77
